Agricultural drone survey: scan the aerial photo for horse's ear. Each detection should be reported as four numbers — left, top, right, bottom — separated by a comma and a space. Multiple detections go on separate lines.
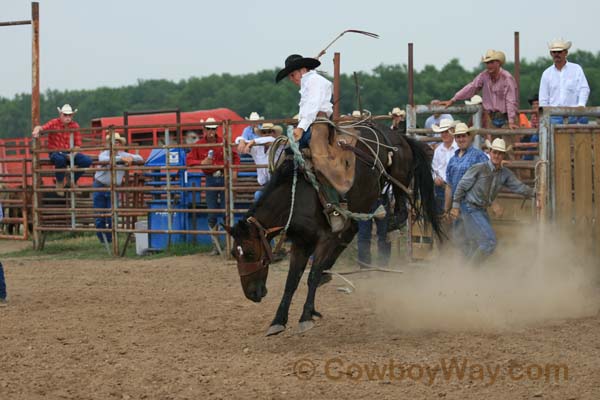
221, 223, 232, 236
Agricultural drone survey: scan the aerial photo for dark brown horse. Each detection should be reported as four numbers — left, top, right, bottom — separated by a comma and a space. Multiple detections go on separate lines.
225, 122, 441, 335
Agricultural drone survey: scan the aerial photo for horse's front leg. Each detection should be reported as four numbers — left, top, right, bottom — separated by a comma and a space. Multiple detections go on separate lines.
266, 242, 313, 336
298, 230, 356, 333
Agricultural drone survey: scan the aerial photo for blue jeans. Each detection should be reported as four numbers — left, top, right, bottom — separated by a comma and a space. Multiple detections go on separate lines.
50, 152, 93, 183
206, 175, 224, 227
550, 116, 589, 125
357, 200, 390, 266
460, 203, 496, 258
0, 262, 6, 300
492, 117, 507, 128
254, 190, 262, 202
93, 180, 114, 243
434, 185, 446, 215
298, 127, 312, 149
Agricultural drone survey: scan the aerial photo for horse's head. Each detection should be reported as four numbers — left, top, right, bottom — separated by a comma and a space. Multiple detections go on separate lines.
225, 217, 283, 303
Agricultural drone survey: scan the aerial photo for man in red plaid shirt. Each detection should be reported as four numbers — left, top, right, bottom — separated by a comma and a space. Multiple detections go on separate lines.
32, 104, 92, 195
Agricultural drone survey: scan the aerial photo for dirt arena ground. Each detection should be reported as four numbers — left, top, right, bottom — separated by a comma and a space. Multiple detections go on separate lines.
1, 239, 599, 400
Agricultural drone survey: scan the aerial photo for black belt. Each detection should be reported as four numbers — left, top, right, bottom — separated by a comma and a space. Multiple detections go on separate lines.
487, 111, 508, 120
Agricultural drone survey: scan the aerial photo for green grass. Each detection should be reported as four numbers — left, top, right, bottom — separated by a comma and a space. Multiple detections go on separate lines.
1, 232, 214, 259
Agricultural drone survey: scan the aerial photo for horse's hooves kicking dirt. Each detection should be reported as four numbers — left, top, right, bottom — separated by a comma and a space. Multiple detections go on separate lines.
297, 320, 315, 334
265, 324, 286, 336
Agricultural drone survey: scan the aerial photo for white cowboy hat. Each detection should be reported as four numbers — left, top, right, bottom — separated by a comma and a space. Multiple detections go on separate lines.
245, 112, 264, 121
485, 138, 512, 153
258, 122, 283, 135
548, 39, 571, 52
292, 114, 299, 120
204, 117, 218, 129
465, 95, 483, 105
105, 132, 126, 144
481, 49, 506, 64
388, 107, 406, 117
57, 104, 77, 115
352, 110, 362, 118
431, 118, 456, 133
450, 122, 471, 136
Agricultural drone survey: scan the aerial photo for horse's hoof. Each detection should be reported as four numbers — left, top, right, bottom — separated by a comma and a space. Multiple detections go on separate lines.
266, 324, 286, 336
312, 310, 323, 319
297, 320, 315, 334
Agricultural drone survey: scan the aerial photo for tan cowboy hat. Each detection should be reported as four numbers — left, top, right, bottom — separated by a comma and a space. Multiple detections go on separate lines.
485, 138, 512, 153
450, 122, 471, 136
548, 39, 571, 52
57, 104, 77, 115
258, 122, 283, 135
481, 49, 506, 64
105, 132, 126, 144
465, 95, 483, 105
388, 107, 406, 117
432, 118, 456, 133
276, 54, 321, 83
204, 117, 218, 129
292, 114, 299, 120
245, 112, 264, 121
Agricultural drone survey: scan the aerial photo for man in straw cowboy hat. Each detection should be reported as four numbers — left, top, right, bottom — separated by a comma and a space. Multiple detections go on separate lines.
276, 53, 353, 232
440, 50, 519, 129
237, 111, 264, 154
444, 122, 489, 245
539, 39, 590, 124
187, 117, 241, 254
389, 107, 407, 132
450, 138, 535, 263
32, 104, 93, 196
93, 132, 144, 244
234, 122, 283, 201
431, 119, 458, 214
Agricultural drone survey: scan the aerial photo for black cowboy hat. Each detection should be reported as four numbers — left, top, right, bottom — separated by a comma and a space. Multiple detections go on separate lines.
275, 54, 321, 83
528, 94, 539, 105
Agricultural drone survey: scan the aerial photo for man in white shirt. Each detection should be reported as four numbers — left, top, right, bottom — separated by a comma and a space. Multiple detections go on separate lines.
94, 132, 144, 244
276, 54, 349, 231
431, 119, 458, 214
234, 122, 283, 201
539, 39, 590, 124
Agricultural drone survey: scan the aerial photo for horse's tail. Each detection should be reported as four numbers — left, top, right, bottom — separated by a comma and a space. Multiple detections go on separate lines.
405, 137, 444, 241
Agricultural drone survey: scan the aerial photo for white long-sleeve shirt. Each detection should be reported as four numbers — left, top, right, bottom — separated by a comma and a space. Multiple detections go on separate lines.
94, 150, 144, 185
539, 61, 590, 107
235, 136, 279, 185
432, 141, 458, 182
297, 70, 333, 132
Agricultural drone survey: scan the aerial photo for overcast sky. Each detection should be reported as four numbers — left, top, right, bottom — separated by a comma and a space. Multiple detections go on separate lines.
2, 0, 599, 99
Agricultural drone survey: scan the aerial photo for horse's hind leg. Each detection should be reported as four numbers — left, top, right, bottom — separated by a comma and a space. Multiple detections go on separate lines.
267, 242, 313, 336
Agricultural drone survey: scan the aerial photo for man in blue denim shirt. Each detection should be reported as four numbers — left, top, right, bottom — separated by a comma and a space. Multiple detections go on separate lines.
450, 138, 535, 263
0, 261, 7, 307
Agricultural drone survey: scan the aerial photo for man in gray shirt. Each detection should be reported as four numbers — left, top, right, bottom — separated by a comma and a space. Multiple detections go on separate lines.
450, 138, 535, 263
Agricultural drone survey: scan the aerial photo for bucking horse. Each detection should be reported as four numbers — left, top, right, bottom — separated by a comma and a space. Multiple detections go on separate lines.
225, 120, 442, 336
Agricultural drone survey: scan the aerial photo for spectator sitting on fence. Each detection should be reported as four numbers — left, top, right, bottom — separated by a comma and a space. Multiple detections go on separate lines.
440, 50, 519, 129
237, 112, 264, 154
93, 132, 144, 244
234, 123, 283, 201
186, 117, 241, 255
449, 138, 535, 264
31, 104, 93, 196
424, 100, 454, 130
389, 107, 406, 133
539, 39, 590, 124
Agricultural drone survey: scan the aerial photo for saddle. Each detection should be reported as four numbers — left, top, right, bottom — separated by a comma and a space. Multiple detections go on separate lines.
308, 121, 358, 195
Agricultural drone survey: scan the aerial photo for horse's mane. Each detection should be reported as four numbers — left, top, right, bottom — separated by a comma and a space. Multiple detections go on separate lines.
247, 158, 297, 215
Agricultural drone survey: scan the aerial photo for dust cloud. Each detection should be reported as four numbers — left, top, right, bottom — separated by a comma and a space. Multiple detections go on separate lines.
356, 226, 600, 332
